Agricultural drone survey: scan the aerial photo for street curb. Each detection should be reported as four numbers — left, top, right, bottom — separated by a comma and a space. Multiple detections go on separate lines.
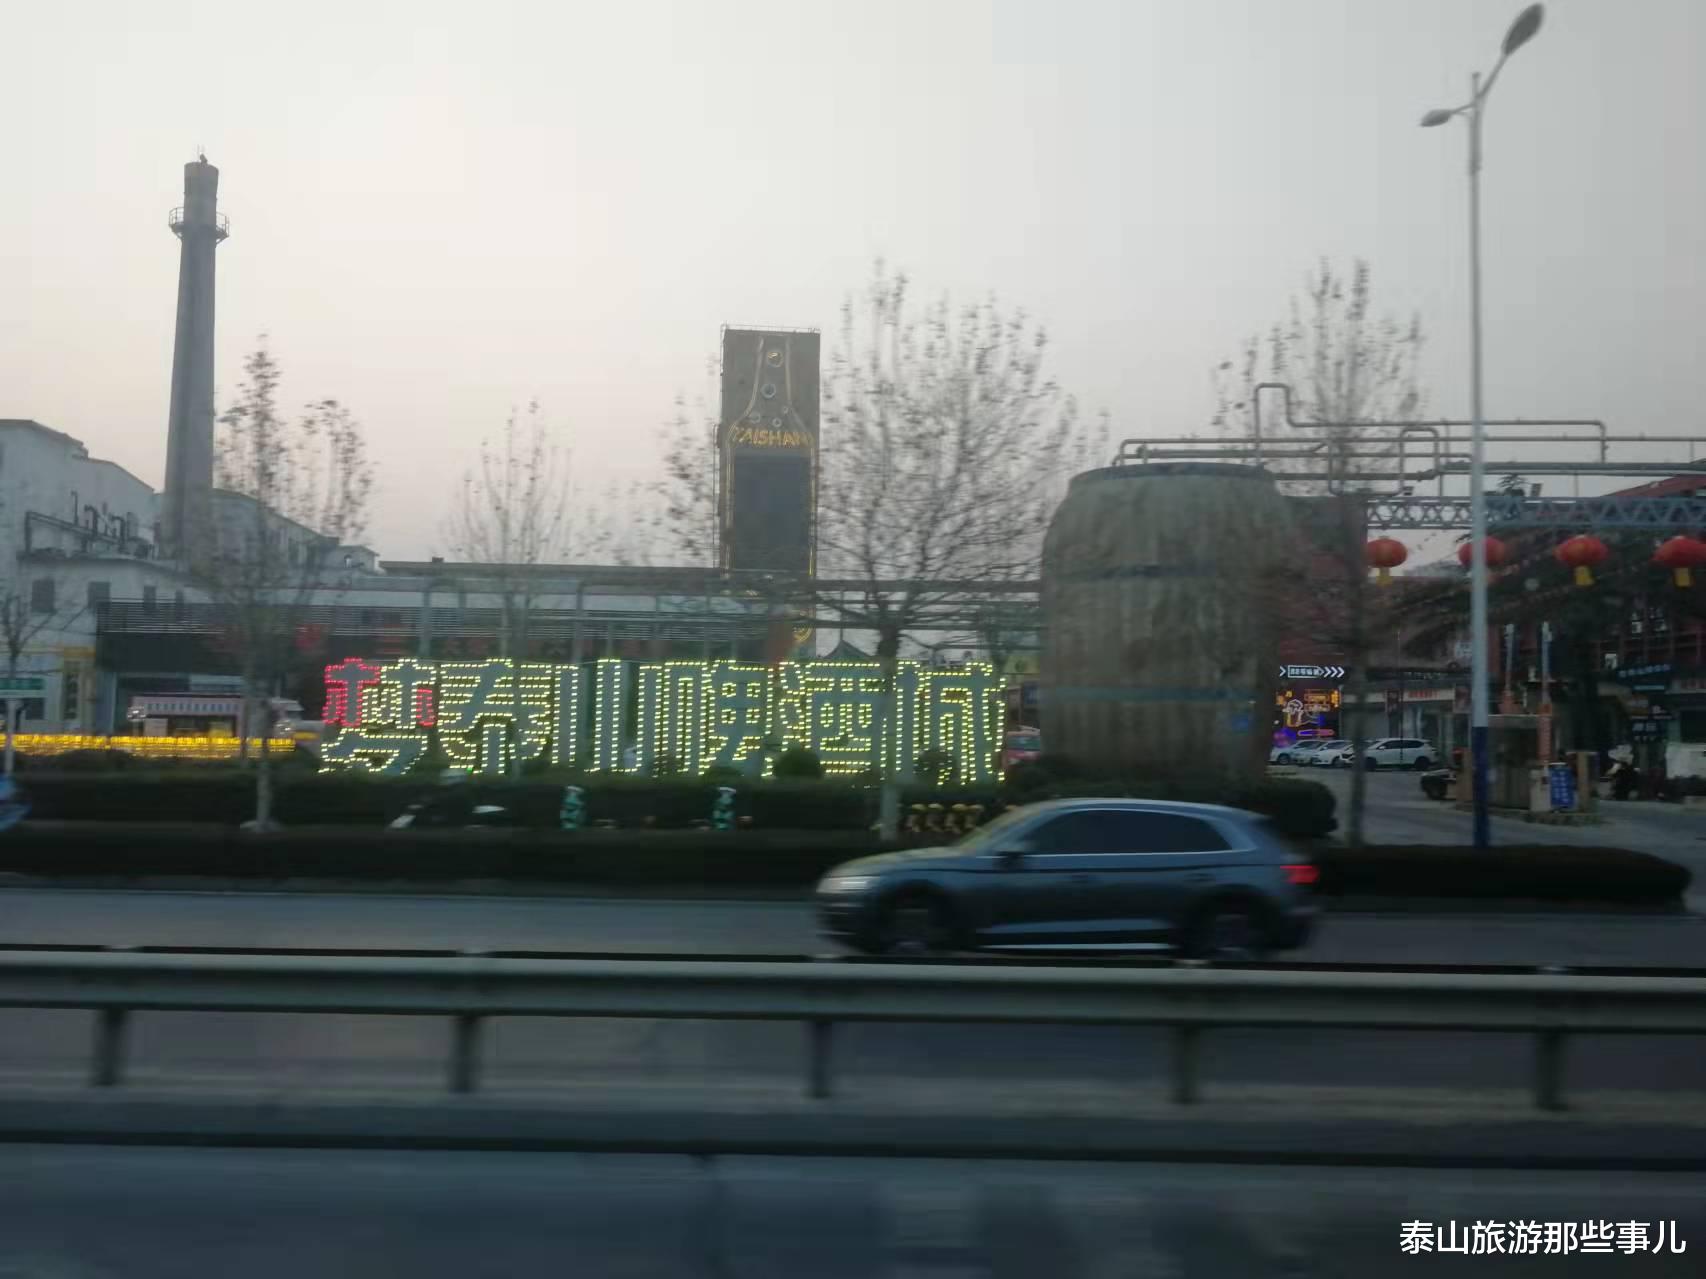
3, 1096, 1705, 1170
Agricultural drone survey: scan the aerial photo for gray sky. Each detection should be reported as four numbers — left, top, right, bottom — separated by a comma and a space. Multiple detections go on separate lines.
5, 0, 1702, 561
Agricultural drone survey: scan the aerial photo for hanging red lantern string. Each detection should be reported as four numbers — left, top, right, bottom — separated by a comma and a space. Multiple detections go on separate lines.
1365, 537, 1408, 586
1555, 533, 1609, 587
1456, 536, 1511, 571
1653, 536, 1706, 588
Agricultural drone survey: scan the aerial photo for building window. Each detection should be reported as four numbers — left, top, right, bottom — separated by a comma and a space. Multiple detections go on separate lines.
30, 579, 55, 615
143, 585, 157, 610
87, 581, 111, 608
61, 668, 80, 723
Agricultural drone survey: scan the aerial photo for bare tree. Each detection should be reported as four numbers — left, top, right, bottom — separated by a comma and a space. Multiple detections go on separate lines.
195, 338, 374, 827
0, 577, 84, 774
443, 402, 619, 771
649, 378, 721, 566
819, 263, 1097, 833
443, 402, 574, 653
1213, 258, 1425, 488
1212, 259, 1429, 846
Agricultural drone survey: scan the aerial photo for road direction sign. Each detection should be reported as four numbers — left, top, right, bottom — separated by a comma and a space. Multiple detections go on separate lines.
1279, 664, 1345, 681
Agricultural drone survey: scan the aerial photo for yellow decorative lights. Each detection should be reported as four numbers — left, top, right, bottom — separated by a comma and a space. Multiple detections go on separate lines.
319, 657, 1002, 780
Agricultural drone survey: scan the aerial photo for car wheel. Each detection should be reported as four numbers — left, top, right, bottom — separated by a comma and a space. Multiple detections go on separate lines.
876, 892, 955, 957
1411, 756, 1433, 771
1422, 777, 1446, 800
1364, 756, 1379, 771
1275, 752, 1291, 765
1183, 900, 1271, 962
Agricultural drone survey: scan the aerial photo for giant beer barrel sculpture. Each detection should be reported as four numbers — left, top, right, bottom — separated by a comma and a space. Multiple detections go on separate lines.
1041, 463, 1292, 785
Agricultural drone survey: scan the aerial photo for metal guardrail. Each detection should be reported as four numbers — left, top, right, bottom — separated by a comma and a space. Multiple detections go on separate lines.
2, 950, 1704, 1111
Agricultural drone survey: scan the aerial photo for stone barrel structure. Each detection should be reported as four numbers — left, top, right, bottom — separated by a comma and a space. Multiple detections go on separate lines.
1040, 462, 1292, 785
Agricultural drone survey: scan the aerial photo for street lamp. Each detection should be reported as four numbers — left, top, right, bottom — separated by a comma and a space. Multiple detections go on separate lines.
1421, 3, 1544, 850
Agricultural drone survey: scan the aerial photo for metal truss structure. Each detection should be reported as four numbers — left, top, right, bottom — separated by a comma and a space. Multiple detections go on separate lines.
1367, 493, 1706, 531
1113, 388, 1706, 532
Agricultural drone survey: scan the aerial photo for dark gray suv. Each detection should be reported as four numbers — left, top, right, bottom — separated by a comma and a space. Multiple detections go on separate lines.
817, 798, 1318, 958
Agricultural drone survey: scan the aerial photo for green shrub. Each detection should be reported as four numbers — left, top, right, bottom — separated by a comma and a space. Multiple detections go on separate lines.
1000, 772, 1336, 839
0, 827, 1681, 905
1317, 844, 1689, 903
773, 746, 824, 780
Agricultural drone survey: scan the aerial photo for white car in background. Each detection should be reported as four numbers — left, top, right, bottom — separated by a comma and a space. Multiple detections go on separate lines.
1362, 738, 1440, 771
1307, 739, 1356, 768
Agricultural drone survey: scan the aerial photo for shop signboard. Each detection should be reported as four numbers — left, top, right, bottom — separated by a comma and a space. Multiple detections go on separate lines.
1631, 718, 1667, 742
1615, 662, 1672, 693
1279, 664, 1345, 681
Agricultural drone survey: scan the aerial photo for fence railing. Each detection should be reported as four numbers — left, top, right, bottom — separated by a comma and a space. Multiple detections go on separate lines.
2, 949, 1703, 1111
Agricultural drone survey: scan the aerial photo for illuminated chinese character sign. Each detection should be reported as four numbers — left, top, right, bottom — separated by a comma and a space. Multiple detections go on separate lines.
319, 657, 1002, 782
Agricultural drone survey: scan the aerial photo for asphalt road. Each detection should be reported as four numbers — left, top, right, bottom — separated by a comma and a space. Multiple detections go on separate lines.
0, 1146, 1699, 1277
2, 882, 1702, 967
0, 770, 1700, 1110
0, 885, 1703, 1102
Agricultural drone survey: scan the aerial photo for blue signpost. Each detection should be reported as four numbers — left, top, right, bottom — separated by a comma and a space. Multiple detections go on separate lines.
1547, 762, 1578, 813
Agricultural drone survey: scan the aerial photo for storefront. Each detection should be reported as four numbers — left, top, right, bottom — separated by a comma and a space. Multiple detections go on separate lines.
124, 693, 302, 739
1274, 684, 1341, 745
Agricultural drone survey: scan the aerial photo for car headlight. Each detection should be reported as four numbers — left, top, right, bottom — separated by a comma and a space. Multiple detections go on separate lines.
819, 875, 875, 893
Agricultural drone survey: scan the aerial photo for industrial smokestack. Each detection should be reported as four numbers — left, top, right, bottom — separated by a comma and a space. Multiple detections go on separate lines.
161, 156, 228, 556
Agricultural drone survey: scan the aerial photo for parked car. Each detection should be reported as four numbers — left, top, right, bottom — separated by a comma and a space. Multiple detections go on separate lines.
1269, 740, 1317, 764
816, 798, 1319, 959
1420, 768, 1452, 801
1361, 738, 1439, 771
1303, 739, 1354, 767
1002, 726, 1042, 773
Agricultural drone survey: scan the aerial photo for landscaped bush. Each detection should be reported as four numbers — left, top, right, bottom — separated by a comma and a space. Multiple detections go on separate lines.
1315, 844, 1691, 904
772, 746, 824, 780
1002, 771, 1338, 839
0, 825, 1683, 905
13, 766, 1335, 836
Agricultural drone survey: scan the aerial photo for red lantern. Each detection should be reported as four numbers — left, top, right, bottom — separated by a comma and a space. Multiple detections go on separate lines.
1456, 536, 1510, 571
1364, 537, 1408, 586
1555, 534, 1609, 587
1653, 536, 1706, 588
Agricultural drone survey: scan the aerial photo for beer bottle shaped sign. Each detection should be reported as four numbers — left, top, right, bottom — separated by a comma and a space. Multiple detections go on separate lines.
720, 331, 818, 575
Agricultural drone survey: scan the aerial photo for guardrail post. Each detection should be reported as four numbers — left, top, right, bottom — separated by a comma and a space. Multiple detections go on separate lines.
449, 1014, 483, 1094
91, 1008, 128, 1087
1534, 1029, 1567, 1111
1170, 1024, 1200, 1104
806, 1020, 834, 1099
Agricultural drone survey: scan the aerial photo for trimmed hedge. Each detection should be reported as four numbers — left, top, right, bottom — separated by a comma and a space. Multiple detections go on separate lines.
1008, 777, 1337, 840
10, 770, 1337, 838
0, 826, 865, 886
0, 826, 1684, 905
1315, 844, 1691, 905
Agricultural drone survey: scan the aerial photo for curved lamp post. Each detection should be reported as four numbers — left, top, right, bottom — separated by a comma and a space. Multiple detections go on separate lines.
1421, 4, 1545, 848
